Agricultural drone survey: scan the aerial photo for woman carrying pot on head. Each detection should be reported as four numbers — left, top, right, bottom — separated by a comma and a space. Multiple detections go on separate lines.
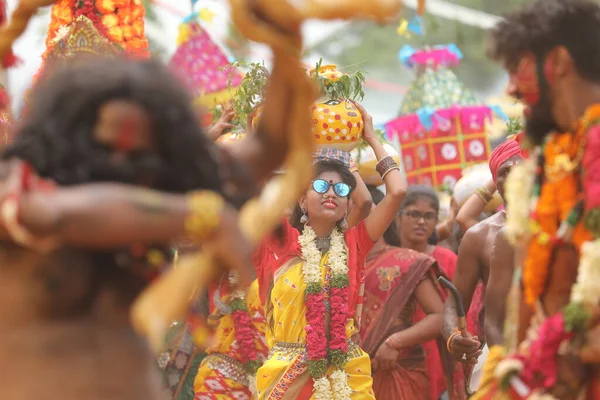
360, 186, 465, 400
253, 102, 406, 400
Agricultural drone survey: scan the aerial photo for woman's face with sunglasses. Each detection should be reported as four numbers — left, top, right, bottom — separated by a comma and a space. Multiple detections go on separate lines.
299, 171, 350, 224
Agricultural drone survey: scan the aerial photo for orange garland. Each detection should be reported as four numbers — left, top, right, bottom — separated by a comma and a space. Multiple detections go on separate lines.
522, 108, 600, 306
44, 0, 149, 59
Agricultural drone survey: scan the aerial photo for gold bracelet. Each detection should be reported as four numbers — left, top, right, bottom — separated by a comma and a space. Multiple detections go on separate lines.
349, 162, 359, 174
475, 187, 493, 204
185, 190, 225, 241
381, 166, 399, 180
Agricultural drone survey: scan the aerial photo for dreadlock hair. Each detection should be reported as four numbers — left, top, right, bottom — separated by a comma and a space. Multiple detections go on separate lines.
289, 159, 357, 233
3, 56, 222, 193
2, 57, 226, 305
399, 185, 440, 246
487, 0, 600, 81
367, 185, 401, 247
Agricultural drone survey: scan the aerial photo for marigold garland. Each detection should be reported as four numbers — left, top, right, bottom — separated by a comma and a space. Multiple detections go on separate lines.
520, 125, 591, 306
44, 0, 149, 60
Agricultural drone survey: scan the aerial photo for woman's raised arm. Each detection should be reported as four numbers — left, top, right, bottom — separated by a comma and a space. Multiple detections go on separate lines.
351, 101, 406, 242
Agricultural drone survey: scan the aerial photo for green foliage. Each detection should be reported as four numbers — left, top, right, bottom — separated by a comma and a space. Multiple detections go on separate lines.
563, 303, 590, 333
312, 59, 366, 101
506, 116, 524, 136
227, 61, 270, 128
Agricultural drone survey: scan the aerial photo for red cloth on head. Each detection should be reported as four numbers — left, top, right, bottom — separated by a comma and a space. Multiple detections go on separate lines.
489, 138, 523, 183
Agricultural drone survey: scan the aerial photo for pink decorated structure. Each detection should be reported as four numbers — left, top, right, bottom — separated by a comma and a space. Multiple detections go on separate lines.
386, 45, 502, 189
169, 20, 243, 123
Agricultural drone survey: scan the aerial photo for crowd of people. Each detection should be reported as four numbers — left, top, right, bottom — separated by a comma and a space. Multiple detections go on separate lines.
1, 0, 600, 399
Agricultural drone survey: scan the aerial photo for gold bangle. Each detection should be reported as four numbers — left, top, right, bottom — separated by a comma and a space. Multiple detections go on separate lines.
185, 190, 225, 242
475, 187, 493, 204
349, 162, 359, 174
381, 166, 399, 180
446, 328, 461, 353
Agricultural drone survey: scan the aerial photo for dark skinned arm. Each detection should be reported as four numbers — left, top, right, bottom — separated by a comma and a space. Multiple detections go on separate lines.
441, 227, 483, 363
456, 179, 496, 233
485, 227, 514, 347
0, 184, 256, 281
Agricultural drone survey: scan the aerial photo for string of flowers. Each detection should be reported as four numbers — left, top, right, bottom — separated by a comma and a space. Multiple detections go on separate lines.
45, 0, 149, 60
228, 271, 262, 396
298, 226, 352, 400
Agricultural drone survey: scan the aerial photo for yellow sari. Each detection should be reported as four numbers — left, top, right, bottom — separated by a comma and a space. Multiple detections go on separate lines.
256, 255, 375, 400
194, 279, 268, 399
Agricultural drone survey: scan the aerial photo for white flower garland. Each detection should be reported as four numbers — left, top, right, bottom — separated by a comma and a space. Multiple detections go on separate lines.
570, 239, 600, 306
298, 225, 352, 400
505, 156, 536, 246
228, 271, 246, 301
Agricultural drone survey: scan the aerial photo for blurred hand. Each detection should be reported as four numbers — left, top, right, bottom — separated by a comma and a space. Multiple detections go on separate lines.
350, 100, 376, 145
372, 341, 399, 371
207, 107, 235, 140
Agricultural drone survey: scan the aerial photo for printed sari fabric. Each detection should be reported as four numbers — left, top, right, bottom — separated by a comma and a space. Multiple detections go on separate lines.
253, 219, 376, 399
193, 279, 269, 400
360, 246, 467, 400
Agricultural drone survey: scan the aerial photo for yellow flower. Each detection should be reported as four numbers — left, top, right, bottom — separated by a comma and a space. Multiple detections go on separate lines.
101, 14, 120, 29
107, 26, 124, 43
132, 20, 144, 37
122, 25, 134, 40
95, 0, 116, 14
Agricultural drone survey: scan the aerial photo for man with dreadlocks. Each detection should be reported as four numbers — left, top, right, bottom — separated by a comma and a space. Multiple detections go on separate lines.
0, 54, 298, 400
468, 0, 600, 398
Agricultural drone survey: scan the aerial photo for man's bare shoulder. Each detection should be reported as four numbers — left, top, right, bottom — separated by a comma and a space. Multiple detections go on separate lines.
465, 211, 505, 235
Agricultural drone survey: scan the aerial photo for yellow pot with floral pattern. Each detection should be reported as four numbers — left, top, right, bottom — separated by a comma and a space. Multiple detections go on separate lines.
351, 142, 401, 186
311, 99, 363, 151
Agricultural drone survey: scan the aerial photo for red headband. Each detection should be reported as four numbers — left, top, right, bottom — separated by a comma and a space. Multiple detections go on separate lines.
489, 138, 523, 183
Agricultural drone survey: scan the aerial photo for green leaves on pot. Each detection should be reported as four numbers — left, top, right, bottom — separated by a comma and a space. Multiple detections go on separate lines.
312, 59, 366, 102
211, 61, 270, 128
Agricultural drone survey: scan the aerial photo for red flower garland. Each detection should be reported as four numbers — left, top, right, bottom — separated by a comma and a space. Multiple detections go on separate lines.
510, 313, 574, 391
305, 291, 328, 362
230, 298, 262, 374
329, 287, 349, 353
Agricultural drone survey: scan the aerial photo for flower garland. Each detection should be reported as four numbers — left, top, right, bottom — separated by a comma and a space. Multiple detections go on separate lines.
45, 0, 149, 60
504, 156, 536, 246
496, 106, 600, 396
298, 226, 352, 400
228, 271, 262, 395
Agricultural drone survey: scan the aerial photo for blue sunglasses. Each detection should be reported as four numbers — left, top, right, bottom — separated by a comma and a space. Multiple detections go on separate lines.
312, 179, 351, 197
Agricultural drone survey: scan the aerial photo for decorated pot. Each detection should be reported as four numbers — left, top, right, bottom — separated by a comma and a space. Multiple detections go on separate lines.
309, 64, 343, 85
311, 100, 363, 151
351, 143, 401, 186
453, 163, 503, 213
216, 131, 246, 145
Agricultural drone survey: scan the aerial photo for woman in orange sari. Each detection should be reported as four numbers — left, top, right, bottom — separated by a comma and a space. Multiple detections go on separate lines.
361, 187, 466, 400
